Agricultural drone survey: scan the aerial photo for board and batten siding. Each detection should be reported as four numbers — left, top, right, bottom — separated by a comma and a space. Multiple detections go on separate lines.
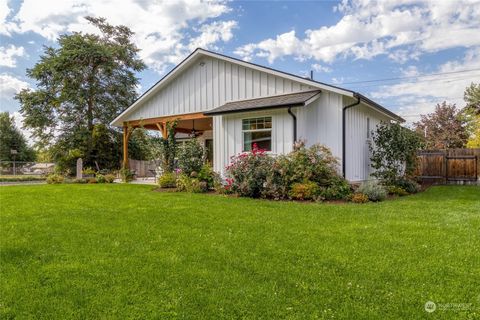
296, 91, 343, 160
343, 97, 392, 181
213, 109, 294, 174
125, 56, 314, 121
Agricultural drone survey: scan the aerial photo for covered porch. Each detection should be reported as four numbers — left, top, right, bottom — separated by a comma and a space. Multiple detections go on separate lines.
122, 112, 213, 169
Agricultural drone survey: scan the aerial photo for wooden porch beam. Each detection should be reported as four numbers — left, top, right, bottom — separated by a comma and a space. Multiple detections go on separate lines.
126, 112, 208, 127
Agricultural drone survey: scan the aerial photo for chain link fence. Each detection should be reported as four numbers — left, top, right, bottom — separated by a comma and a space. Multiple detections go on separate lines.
0, 161, 55, 176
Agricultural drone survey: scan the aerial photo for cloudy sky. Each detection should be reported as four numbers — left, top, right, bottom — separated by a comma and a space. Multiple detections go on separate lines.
1, 0, 480, 131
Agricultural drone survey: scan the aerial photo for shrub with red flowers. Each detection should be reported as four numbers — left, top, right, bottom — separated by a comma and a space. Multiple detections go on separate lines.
225, 144, 273, 198
225, 141, 352, 201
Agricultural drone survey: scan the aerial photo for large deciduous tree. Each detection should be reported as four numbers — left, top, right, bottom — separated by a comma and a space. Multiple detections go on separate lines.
413, 102, 469, 149
0, 112, 35, 162
15, 16, 146, 170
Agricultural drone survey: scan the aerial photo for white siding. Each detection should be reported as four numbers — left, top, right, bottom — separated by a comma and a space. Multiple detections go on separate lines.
213, 109, 294, 174
296, 91, 343, 159
344, 98, 391, 182
125, 56, 314, 121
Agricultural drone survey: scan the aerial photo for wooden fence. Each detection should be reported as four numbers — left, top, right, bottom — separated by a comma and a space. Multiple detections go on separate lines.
128, 159, 159, 177
416, 149, 479, 184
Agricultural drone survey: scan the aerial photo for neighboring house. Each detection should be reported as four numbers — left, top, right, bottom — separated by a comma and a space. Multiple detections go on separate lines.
111, 48, 404, 182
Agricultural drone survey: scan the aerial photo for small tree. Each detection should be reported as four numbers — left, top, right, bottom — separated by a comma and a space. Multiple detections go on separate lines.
0, 112, 35, 162
177, 139, 205, 176
369, 122, 423, 183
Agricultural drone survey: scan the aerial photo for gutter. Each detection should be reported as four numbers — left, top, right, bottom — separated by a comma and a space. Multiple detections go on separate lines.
287, 106, 297, 145
342, 94, 361, 178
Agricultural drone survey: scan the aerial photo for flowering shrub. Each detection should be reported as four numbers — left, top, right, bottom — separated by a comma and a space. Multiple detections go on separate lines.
226, 142, 351, 201
226, 144, 273, 198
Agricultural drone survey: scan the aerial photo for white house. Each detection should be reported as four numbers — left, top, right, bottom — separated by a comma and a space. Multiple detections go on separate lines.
111, 48, 404, 182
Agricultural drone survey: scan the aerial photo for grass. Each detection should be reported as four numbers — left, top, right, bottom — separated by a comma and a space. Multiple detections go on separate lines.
0, 184, 479, 319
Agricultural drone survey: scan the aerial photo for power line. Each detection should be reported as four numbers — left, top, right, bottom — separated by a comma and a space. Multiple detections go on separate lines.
346, 74, 479, 89
337, 68, 480, 85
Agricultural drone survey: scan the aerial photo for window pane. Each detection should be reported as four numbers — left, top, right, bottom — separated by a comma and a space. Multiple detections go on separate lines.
243, 131, 271, 151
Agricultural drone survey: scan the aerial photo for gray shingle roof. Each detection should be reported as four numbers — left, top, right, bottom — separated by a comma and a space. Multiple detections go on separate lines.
204, 90, 321, 116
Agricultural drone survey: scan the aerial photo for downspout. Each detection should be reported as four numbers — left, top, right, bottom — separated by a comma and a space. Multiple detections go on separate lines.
342, 94, 361, 178
288, 106, 297, 146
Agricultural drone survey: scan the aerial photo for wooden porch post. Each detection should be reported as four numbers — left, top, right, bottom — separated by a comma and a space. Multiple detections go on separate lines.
123, 123, 133, 169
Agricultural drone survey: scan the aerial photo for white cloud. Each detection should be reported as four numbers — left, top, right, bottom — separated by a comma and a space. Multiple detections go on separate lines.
234, 0, 480, 64
3, 0, 236, 73
188, 20, 237, 51
371, 47, 480, 122
0, 73, 29, 100
311, 63, 332, 73
0, 45, 26, 67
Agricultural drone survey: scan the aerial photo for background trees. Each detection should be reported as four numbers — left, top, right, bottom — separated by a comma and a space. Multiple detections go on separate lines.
15, 17, 146, 171
413, 102, 469, 149
0, 112, 35, 162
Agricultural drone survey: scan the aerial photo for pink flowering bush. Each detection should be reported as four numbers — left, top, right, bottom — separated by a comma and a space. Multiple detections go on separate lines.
226, 141, 352, 201
226, 144, 273, 198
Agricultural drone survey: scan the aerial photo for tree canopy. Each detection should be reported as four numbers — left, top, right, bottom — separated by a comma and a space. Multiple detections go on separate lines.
464, 82, 480, 115
0, 112, 35, 162
15, 16, 146, 170
413, 102, 469, 149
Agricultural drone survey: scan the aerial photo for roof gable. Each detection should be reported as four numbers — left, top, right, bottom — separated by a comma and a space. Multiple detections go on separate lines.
111, 48, 403, 126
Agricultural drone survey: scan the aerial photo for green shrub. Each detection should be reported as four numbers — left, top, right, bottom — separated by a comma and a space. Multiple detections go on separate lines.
289, 180, 319, 200
387, 185, 409, 196
176, 174, 190, 192
119, 168, 134, 182
176, 174, 207, 193
349, 193, 369, 203
46, 174, 64, 184
159, 172, 176, 188
177, 139, 205, 176
198, 163, 216, 189
104, 174, 116, 183
319, 177, 352, 200
87, 177, 97, 184
357, 181, 387, 202
96, 174, 106, 183
393, 178, 421, 194
369, 122, 423, 184
83, 167, 96, 176
72, 178, 87, 184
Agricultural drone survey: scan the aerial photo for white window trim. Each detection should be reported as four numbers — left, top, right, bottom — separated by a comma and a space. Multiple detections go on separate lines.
241, 116, 273, 152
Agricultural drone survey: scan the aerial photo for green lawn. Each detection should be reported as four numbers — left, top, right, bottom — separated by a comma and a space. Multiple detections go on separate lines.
1, 185, 479, 319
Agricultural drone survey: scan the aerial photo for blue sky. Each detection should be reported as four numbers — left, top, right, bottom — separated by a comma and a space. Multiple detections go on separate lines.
1, 0, 480, 132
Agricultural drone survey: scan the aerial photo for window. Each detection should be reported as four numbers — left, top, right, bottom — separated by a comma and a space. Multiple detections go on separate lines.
242, 117, 272, 151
